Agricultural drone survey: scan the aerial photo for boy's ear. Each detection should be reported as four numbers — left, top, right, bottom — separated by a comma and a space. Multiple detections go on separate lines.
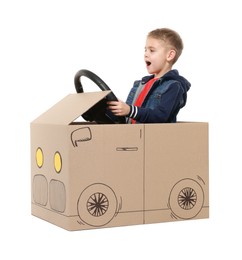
167, 49, 176, 62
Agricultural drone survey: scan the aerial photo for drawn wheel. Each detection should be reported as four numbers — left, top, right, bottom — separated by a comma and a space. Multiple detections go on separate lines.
77, 183, 118, 227
169, 178, 204, 219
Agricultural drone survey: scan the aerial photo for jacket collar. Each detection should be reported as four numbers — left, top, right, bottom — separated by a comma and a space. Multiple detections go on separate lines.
141, 69, 179, 84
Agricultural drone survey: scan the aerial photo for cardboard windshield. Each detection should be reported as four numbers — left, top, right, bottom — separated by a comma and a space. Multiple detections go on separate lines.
33, 90, 111, 125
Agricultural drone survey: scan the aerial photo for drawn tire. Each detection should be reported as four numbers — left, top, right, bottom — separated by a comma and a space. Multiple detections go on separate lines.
169, 178, 204, 219
77, 183, 118, 227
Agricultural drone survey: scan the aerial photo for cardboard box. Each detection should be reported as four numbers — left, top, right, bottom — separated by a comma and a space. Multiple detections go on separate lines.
31, 91, 209, 231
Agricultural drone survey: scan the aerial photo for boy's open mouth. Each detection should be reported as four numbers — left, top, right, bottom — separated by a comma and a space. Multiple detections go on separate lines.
146, 61, 151, 66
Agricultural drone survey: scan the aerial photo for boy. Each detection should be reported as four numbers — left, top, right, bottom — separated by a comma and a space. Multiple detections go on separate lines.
108, 28, 191, 123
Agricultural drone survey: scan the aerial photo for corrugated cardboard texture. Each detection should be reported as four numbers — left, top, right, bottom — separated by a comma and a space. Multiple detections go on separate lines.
31, 92, 209, 231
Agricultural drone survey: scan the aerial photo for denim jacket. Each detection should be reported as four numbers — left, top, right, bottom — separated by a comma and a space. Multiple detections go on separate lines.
126, 69, 191, 123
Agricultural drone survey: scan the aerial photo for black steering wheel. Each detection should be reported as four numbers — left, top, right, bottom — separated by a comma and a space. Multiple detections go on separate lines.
74, 69, 126, 124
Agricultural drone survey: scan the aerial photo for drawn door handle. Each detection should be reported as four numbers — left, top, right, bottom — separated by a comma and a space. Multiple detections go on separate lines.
116, 147, 138, 152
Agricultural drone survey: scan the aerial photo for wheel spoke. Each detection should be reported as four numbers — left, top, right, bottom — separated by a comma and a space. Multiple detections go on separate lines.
87, 192, 109, 217
178, 187, 197, 210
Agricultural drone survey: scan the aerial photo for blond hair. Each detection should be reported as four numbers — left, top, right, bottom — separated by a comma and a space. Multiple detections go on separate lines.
148, 28, 183, 64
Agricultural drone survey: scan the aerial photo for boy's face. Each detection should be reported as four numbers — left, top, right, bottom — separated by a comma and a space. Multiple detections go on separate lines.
144, 37, 174, 78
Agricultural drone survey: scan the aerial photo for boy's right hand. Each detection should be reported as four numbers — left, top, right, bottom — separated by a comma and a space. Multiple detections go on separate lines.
107, 100, 131, 117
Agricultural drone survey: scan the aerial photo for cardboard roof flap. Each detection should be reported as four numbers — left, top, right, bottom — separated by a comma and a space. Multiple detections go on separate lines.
32, 90, 111, 125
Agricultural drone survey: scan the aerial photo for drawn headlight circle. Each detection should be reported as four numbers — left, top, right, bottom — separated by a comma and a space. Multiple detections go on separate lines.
54, 151, 62, 173
36, 147, 44, 168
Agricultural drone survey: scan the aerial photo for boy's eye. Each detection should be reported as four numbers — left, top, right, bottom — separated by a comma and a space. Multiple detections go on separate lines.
144, 48, 156, 53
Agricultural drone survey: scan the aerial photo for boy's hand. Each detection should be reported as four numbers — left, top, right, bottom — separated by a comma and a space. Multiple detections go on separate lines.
107, 100, 130, 116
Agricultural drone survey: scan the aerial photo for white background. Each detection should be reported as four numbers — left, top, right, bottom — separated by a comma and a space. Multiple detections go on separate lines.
1, 0, 241, 259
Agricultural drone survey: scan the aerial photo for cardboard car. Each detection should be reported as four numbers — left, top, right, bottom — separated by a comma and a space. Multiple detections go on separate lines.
30, 70, 209, 231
